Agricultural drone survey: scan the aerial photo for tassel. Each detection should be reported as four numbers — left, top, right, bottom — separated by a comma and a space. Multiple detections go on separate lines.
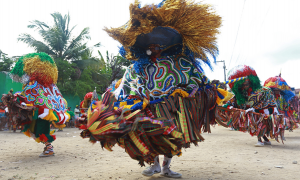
216, 88, 228, 104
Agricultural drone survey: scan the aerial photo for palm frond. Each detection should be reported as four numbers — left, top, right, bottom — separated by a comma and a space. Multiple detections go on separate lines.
94, 42, 101, 47
72, 58, 104, 70
19, 12, 93, 62
27, 20, 49, 30
63, 43, 89, 60
65, 27, 90, 53
98, 50, 104, 61
18, 34, 55, 55
66, 12, 71, 37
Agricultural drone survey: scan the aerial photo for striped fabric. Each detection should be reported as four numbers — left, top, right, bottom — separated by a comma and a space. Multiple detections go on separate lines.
88, 121, 100, 131
178, 97, 190, 143
89, 123, 118, 135
80, 89, 224, 166
124, 140, 142, 159
189, 88, 199, 97
124, 110, 141, 120
156, 104, 161, 118
87, 107, 101, 127
161, 103, 172, 119
128, 131, 150, 155
162, 137, 177, 151
103, 142, 113, 151
146, 128, 165, 136
158, 146, 170, 154
152, 136, 167, 147
97, 127, 131, 135
170, 130, 183, 138
138, 127, 159, 156
102, 92, 111, 105
168, 96, 177, 112
163, 97, 172, 111
97, 111, 116, 122
142, 123, 162, 129
163, 124, 176, 135
118, 138, 125, 148
136, 117, 165, 127
183, 98, 196, 141
174, 117, 181, 132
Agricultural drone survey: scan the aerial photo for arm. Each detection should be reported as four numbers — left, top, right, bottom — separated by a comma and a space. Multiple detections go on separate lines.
198, 72, 210, 85
188, 66, 211, 92
189, 67, 210, 86
249, 87, 278, 114
113, 65, 146, 100
223, 96, 236, 108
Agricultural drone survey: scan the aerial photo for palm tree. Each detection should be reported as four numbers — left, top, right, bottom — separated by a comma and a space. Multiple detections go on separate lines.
18, 12, 99, 61
0, 50, 14, 72
97, 50, 131, 87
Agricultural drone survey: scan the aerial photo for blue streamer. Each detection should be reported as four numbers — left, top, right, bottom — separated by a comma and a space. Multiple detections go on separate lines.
282, 90, 295, 102
216, 90, 224, 99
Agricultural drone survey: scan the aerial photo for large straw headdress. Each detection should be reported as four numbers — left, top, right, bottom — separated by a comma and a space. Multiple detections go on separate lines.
10, 52, 58, 86
104, 0, 222, 73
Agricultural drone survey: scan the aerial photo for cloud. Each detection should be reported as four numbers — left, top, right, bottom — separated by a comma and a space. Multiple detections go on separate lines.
264, 40, 300, 64
1, 0, 300, 89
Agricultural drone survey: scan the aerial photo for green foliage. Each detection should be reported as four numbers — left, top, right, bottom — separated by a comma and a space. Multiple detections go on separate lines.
55, 58, 101, 99
17, 12, 131, 100
18, 12, 91, 61
98, 50, 131, 87
57, 66, 104, 99
55, 58, 76, 83
0, 50, 15, 72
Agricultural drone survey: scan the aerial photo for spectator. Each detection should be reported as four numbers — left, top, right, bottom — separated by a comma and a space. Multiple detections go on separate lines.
74, 105, 80, 119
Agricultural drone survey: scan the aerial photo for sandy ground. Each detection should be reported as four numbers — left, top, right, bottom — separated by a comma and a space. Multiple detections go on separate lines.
0, 126, 299, 180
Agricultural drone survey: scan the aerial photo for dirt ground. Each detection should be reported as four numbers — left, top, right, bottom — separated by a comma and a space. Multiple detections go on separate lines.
0, 125, 299, 180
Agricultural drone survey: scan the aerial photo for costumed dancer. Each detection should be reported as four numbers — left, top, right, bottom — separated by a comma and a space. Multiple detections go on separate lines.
57, 98, 73, 131
78, 0, 226, 178
74, 105, 80, 120
8, 89, 18, 132
216, 87, 234, 131
220, 65, 283, 147
0, 102, 7, 131
8, 52, 71, 157
289, 96, 300, 123
264, 74, 297, 130
75, 91, 99, 128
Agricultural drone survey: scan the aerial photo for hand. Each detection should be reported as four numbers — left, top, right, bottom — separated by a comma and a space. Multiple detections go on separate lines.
211, 80, 220, 85
245, 108, 254, 114
211, 80, 226, 89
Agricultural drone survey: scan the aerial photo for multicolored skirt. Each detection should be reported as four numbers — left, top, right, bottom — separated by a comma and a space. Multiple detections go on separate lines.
278, 110, 299, 130
79, 88, 217, 166
215, 106, 285, 143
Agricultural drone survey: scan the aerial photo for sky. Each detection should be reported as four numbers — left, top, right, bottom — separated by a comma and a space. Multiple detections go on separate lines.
0, 0, 300, 89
